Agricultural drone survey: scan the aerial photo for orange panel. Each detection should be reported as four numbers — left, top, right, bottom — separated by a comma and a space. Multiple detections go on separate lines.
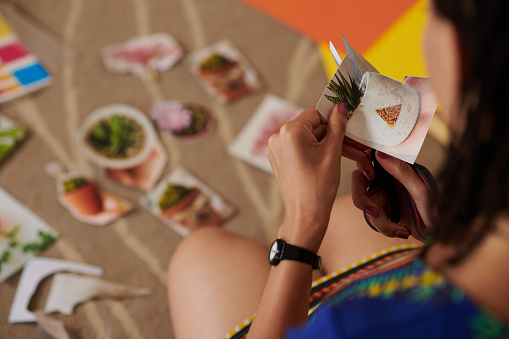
240, 0, 417, 53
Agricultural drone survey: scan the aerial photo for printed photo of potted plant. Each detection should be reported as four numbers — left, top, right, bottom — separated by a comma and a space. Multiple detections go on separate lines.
197, 53, 249, 102
141, 167, 235, 237
158, 183, 222, 229
187, 40, 262, 103
45, 162, 134, 226
61, 177, 103, 216
151, 101, 215, 141
77, 104, 157, 169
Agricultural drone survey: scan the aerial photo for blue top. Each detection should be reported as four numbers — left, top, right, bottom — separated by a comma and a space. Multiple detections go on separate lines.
287, 257, 507, 339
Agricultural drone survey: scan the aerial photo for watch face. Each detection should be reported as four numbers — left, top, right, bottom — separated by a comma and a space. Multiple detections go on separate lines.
269, 241, 278, 261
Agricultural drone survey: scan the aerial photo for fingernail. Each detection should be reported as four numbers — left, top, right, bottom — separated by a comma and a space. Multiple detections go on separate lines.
336, 102, 347, 116
376, 151, 389, 159
365, 207, 378, 217
363, 170, 372, 184
394, 230, 410, 239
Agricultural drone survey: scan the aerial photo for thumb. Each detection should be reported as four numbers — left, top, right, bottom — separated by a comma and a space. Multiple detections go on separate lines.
326, 102, 348, 148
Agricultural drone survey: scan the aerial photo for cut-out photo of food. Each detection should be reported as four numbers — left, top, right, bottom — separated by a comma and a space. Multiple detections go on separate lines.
0, 187, 58, 283
315, 38, 438, 164
151, 101, 215, 142
187, 40, 262, 103
141, 167, 235, 237
102, 33, 184, 80
229, 95, 301, 173
0, 114, 27, 166
77, 104, 167, 191
45, 163, 133, 226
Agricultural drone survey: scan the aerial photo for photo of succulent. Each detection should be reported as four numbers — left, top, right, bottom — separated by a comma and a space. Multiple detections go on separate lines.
87, 115, 145, 159
324, 72, 363, 119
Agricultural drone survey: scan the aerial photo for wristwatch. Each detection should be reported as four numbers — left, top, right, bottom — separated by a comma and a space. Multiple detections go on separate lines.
268, 238, 322, 271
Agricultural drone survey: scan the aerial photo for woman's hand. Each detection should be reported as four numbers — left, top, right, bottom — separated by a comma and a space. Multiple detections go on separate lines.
351, 151, 437, 241
266, 103, 347, 252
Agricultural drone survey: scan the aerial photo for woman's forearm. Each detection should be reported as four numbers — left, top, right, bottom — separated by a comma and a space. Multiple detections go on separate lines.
247, 259, 313, 338
248, 218, 326, 338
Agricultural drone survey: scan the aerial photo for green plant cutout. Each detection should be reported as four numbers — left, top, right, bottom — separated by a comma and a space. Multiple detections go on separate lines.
0, 126, 26, 139
199, 53, 232, 71
0, 126, 27, 163
87, 115, 144, 159
5, 226, 20, 248
159, 184, 191, 210
63, 177, 88, 192
22, 231, 57, 255
0, 226, 57, 273
0, 249, 11, 272
325, 73, 363, 118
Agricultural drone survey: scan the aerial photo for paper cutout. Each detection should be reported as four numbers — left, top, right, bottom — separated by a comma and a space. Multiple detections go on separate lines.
0, 13, 51, 103
376, 104, 402, 128
9, 257, 103, 323
141, 167, 235, 237
151, 101, 215, 142
186, 40, 262, 103
103, 140, 167, 191
77, 104, 158, 170
44, 273, 151, 315
0, 114, 26, 165
46, 163, 133, 226
34, 310, 70, 339
0, 187, 57, 283
316, 37, 437, 164
102, 33, 183, 80
229, 95, 301, 173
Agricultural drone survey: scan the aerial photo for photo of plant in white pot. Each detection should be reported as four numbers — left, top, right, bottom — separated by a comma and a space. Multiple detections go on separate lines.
77, 104, 157, 169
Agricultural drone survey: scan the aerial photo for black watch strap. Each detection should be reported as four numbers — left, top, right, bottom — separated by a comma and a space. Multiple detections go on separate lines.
269, 238, 322, 270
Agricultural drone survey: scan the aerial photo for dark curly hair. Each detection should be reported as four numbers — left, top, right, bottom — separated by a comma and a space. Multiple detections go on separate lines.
430, 0, 509, 263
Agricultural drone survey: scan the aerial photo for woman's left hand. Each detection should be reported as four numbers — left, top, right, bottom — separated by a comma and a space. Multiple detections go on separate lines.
266, 103, 347, 253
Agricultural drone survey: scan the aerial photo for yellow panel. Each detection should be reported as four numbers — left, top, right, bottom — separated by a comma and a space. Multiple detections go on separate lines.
364, 0, 428, 81
0, 13, 13, 38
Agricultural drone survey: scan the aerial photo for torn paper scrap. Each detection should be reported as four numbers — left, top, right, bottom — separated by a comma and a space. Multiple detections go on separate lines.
9, 257, 102, 323
45, 273, 151, 315
34, 310, 70, 339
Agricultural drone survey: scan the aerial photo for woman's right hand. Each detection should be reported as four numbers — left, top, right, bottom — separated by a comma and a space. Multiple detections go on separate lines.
350, 151, 437, 240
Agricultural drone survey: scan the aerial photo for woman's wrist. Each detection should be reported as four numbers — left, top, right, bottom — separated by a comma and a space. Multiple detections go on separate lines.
278, 215, 329, 254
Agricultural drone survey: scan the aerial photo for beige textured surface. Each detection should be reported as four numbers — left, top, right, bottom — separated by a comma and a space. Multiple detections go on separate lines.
0, 0, 445, 338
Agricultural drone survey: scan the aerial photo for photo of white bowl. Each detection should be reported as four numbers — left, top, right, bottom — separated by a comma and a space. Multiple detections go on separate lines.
346, 72, 420, 146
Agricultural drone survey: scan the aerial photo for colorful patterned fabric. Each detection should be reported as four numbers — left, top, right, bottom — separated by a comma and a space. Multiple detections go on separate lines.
224, 244, 508, 339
